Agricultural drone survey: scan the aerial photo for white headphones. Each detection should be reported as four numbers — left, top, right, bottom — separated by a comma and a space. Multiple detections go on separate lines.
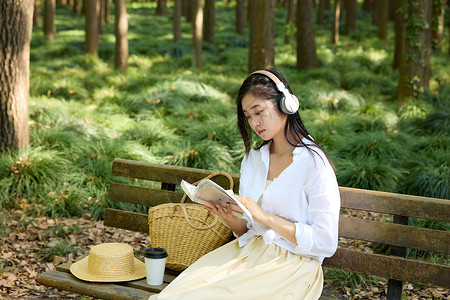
250, 70, 299, 114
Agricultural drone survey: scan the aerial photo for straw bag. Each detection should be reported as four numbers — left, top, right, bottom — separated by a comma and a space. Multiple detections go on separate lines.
148, 172, 234, 272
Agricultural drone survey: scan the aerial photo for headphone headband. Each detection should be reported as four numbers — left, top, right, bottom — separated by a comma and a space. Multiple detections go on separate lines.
249, 70, 299, 114
250, 70, 284, 90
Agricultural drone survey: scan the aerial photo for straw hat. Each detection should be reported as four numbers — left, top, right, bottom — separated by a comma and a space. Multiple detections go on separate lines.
70, 243, 146, 282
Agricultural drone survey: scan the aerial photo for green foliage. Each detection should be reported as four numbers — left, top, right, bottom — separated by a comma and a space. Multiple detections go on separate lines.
46, 224, 83, 238
0, 261, 8, 275
0, 147, 72, 209
0, 212, 7, 238
38, 239, 83, 262
335, 156, 404, 192
324, 268, 383, 290
401, 147, 449, 199
7, 0, 447, 224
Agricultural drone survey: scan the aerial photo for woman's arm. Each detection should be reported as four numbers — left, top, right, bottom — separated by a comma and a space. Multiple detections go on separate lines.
234, 195, 298, 245
202, 203, 249, 236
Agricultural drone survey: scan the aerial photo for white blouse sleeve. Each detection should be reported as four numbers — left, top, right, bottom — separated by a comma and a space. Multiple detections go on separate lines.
234, 155, 253, 237
293, 154, 340, 258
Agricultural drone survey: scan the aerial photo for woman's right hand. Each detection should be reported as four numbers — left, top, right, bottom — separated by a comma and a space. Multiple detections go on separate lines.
202, 202, 235, 224
202, 203, 248, 236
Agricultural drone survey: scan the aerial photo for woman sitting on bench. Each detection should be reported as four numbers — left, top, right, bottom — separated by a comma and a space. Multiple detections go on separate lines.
149, 68, 340, 300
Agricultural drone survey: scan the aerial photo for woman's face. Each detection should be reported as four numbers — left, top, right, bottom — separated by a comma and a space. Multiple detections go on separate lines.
241, 93, 287, 142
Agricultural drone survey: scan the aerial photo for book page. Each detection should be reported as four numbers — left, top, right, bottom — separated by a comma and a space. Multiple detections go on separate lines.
196, 180, 253, 222
180, 179, 253, 222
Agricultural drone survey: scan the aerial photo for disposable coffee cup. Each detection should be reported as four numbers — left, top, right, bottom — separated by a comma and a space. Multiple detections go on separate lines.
143, 247, 168, 286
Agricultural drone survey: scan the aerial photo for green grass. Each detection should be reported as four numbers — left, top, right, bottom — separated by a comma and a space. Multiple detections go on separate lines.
1, 1, 449, 223
324, 268, 383, 291
38, 239, 83, 262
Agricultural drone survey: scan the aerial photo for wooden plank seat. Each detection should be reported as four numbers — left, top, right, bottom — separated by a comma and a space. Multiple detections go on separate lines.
37, 158, 450, 299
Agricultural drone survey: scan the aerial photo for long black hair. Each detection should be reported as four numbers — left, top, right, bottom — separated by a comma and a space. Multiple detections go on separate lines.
237, 67, 335, 170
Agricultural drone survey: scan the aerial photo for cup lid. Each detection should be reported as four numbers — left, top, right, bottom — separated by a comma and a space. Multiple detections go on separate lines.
144, 247, 168, 259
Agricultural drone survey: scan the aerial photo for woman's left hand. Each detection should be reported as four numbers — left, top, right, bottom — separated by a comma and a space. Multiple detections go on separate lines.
234, 195, 268, 224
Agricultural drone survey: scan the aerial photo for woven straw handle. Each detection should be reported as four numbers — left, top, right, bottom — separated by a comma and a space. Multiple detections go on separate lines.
174, 204, 219, 230
180, 172, 234, 204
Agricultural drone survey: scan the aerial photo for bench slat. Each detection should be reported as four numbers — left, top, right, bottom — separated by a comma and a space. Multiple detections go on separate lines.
112, 158, 240, 193
37, 270, 154, 300
108, 183, 187, 206
105, 209, 450, 254
112, 159, 449, 221
339, 216, 450, 254
104, 209, 149, 233
323, 248, 450, 288
340, 187, 450, 222
56, 262, 176, 293
38, 268, 335, 300
105, 206, 450, 253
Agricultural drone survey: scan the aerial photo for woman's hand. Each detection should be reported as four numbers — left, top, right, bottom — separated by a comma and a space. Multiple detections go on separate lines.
233, 195, 268, 224
202, 203, 248, 236
202, 202, 235, 224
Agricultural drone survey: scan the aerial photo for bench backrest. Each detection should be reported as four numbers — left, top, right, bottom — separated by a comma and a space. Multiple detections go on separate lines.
104, 158, 450, 291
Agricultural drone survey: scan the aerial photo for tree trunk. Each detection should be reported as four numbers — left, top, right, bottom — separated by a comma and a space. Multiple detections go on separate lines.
431, 0, 445, 52
156, 0, 167, 15
236, 0, 245, 35
284, 0, 294, 44
0, 0, 33, 152
388, 0, 396, 21
73, 0, 81, 14
44, 0, 56, 40
317, 0, 325, 25
372, 0, 380, 26
85, 0, 99, 56
182, 0, 189, 20
104, 0, 109, 23
297, 0, 319, 70
173, 0, 182, 42
362, 0, 371, 12
344, 0, 356, 34
248, 0, 275, 73
115, 0, 128, 72
192, 0, 203, 68
33, 0, 40, 27
186, 0, 193, 22
397, 0, 431, 102
324, 0, 331, 10
204, 0, 215, 44
378, 0, 388, 40
341, 0, 347, 21
98, 0, 104, 34
422, 0, 432, 87
332, 0, 341, 44
393, 0, 404, 69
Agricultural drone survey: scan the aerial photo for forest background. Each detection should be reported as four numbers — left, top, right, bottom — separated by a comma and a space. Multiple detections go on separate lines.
0, 0, 449, 298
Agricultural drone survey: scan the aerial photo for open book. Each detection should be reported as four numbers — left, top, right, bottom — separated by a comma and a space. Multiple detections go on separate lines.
180, 179, 253, 223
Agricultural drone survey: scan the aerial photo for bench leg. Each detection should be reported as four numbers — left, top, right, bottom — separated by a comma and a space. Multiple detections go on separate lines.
387, 279, 403, 300
387, 215, 408, 300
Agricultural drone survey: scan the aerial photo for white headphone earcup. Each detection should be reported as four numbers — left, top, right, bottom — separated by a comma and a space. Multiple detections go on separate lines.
280, 92, 299, 114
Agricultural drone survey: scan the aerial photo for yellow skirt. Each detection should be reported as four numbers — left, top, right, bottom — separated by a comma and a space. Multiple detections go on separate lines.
149, 236, 323, 300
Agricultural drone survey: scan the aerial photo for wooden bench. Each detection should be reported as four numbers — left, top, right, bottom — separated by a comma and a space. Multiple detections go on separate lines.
37, 158, 450, 299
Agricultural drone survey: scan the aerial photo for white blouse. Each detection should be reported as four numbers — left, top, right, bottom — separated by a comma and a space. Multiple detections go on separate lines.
238, 140, 340, 263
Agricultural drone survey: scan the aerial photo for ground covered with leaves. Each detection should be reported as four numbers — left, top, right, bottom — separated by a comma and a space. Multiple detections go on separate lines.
1, 209, 448, 299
